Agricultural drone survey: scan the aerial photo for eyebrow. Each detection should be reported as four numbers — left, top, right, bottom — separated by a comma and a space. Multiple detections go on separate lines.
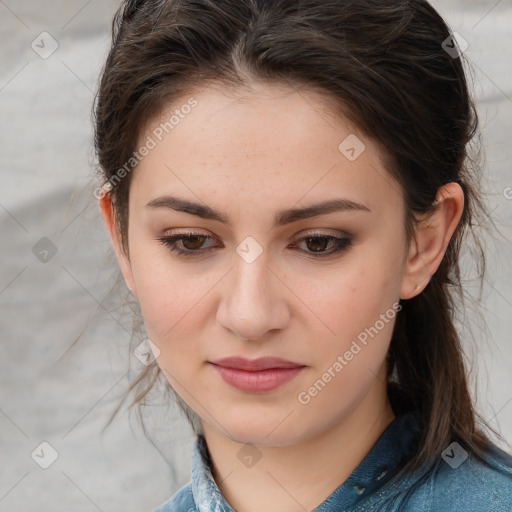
145, 195, 370, 227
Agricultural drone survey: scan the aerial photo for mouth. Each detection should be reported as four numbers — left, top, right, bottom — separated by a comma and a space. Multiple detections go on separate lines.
208, 356, 306, 393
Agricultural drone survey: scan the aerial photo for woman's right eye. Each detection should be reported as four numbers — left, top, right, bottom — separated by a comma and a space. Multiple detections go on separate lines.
157, 232, 219, 256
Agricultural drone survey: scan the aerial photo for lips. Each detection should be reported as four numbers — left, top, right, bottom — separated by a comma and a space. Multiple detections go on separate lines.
208, 357, 305, 392
210, 356, 303, 371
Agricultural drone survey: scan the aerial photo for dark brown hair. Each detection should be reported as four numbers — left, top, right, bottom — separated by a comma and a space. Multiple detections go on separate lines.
93, 0, 501, 475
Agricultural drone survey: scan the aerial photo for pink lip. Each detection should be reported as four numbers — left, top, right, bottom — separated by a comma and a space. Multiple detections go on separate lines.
209, 357, 305, 393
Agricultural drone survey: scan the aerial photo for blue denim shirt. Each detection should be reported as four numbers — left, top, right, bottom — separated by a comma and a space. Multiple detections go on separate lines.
154, 411, 512, 511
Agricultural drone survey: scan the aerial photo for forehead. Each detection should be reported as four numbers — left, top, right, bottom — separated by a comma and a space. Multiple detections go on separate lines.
131, 81, 403, 217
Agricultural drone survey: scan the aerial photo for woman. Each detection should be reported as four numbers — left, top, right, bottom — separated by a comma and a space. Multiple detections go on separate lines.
93, 0, 512, 510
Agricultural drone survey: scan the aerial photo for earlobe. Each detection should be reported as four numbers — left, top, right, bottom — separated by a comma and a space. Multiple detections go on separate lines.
400, 182, 464, 300
98, 192, 138, 300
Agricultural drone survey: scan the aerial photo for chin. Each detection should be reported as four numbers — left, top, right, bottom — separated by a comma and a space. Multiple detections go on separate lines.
211, 409, 313, 447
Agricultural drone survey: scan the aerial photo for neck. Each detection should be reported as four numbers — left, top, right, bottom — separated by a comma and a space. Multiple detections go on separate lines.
202, 377, 396, 512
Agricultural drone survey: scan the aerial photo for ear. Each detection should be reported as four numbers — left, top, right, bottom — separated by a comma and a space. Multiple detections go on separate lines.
400, 182, 464, 300
98, 191, 138, 300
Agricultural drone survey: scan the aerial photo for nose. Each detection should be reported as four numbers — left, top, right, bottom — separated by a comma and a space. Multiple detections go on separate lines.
216, 253, 291, 342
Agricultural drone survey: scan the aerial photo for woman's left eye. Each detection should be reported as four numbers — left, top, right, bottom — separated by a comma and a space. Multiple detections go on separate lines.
156, 231, 353, 258
291, 233, 353, 257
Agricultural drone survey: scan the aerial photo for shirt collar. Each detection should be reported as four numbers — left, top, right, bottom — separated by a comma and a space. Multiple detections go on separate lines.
190, 411, 421, 512
190, 434, 236, 512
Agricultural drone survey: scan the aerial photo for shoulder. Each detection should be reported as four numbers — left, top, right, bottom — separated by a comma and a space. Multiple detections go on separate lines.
434, 443, 512, 511
404, 443, 512, 512
152, 482, 195, 512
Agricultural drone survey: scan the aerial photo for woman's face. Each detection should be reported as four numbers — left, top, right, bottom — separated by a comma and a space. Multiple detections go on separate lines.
116, 82, 413, 445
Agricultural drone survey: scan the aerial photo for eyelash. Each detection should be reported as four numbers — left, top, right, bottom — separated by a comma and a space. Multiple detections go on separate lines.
156, 230, 353, 258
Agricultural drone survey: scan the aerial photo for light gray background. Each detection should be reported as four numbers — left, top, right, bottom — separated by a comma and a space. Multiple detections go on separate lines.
1, 0, 511, 511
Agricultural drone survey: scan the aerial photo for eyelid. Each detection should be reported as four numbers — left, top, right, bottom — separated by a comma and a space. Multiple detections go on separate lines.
297, 228, 352, 238
161, 228, 210, 236
160, 227, 350, 239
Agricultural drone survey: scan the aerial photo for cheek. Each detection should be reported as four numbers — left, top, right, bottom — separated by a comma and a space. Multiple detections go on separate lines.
293, 255, 401, 348
128, 244, 204, 345
292, 263, 400, 416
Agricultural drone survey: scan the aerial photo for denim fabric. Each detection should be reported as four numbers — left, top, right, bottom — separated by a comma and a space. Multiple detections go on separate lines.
154, 411, 512, 511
